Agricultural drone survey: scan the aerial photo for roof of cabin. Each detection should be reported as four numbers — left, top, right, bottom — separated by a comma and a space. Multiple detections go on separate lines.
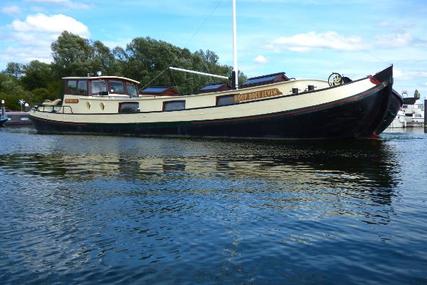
62, 76, 140, 85
242, 72, 288, 87
200, 83, 228, 92
142, 86, 177, 94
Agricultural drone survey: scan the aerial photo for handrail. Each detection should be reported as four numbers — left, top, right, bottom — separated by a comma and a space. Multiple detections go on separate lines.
36, 105, 73, 114
61, 105, 74, 114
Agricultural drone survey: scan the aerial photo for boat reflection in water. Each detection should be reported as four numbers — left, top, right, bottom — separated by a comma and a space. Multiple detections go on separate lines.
0, 137, 400, 219
0, 133, 411, 283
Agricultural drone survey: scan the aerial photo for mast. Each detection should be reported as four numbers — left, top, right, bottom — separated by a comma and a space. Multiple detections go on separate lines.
232, 0, 238, 89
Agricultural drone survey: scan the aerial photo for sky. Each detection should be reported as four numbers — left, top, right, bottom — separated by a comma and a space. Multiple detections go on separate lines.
0, 0, 426, 98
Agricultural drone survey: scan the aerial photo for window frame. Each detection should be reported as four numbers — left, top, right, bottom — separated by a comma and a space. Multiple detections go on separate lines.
65, 80, 78, 94
108, 80, 126, 95
163, 100, 186, 112
126, 82, 138, 97
216, 95, 236, 106
118, 102, 140, 113
90, 79, 108, 96
77, 80, 88, 96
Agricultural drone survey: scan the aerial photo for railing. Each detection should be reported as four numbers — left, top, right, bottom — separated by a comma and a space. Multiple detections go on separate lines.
35, 105, 74, 114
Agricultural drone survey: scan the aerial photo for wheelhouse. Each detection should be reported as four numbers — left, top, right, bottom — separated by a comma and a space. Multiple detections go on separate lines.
63, 76, 140, 98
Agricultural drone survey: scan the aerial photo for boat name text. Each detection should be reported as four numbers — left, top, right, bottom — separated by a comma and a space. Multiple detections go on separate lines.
235, 88, 282, 103
64, 99, 79, 104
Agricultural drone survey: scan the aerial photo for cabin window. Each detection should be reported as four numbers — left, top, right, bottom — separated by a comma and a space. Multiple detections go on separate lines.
163, 100, 185, 111
216, 95, 235, 106
91, 80, 107, 95
109, 80, 125, 94
77, 80, 87, 95
119, 102, 139, 113
126, 83, 138, 97
66, 80, 78, 94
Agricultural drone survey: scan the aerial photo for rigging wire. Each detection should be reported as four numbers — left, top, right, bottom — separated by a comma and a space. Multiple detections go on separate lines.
180, 0, 225, 74
141, 0, 227, 90
141, 68, 169, 90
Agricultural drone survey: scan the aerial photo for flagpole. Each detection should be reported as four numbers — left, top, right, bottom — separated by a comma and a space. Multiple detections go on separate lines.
232, 0, 238, 89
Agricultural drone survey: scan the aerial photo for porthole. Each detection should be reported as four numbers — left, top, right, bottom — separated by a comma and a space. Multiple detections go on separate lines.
100, 102, 105, 110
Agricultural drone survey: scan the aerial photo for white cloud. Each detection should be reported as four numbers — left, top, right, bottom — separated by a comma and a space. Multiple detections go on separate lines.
376, 32, 412, 48
26, 0, 90, 9
394, 68, 427, 80
267, 31, 367, 52
254, 55, 268, 64
0, 45, 52, 64
414, 71, 427, 77
11, 13, 89, 36
1, 13, 90, 65
1, 5, 21, 15
394, 68, 404, 79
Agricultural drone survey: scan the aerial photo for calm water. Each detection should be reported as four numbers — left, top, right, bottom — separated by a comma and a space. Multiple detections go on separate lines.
0, 127, 426, 285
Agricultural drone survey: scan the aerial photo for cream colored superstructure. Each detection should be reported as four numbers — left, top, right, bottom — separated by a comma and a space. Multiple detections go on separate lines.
31, 77, 377, 125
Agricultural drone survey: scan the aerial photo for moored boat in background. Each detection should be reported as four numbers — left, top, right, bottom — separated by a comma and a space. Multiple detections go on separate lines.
387, 90, 424, 129
401, 93, 424, 127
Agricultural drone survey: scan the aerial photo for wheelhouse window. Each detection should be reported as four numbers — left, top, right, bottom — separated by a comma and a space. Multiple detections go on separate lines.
77, 80, 87, 95
126, 83, 138, 97
109, 80, 125, 94
163, 100, 185, 111
91, 80, 107, 95
66, 80, 77, 94
65, 79, 88, 95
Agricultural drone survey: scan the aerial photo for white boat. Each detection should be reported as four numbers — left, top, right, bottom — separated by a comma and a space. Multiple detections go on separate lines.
29, 1, 402, 139
402, 97, 424, 127
388, 109, 407, 128
388, 92, 424, 128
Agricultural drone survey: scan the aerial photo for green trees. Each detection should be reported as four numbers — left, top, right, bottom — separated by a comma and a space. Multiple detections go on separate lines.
4, 63, 24, 78
117, 37, 233, 94
0, 60, 59, 110
0, 73, 30, 110
414, 89, 421, 99
51, 31, 117, 77
1, 31, 241, 110
20, 61, 52, 90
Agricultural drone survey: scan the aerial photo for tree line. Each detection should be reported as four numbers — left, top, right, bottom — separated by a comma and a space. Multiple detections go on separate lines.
0, 31, 242, 110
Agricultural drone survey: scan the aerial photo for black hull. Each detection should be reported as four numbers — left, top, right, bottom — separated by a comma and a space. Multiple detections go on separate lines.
31, 81, 398, 140
374, 89, 403, 134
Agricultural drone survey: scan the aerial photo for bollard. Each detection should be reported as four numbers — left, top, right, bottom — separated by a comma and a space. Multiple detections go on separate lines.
1, 99, 5, 117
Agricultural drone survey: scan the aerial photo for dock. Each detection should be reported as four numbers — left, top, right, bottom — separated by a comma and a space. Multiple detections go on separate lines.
3, 112, 32, 126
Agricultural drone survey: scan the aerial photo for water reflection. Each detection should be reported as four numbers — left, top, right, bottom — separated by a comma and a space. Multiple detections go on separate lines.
2, 132, 420, 284
0, 137, 400, 201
